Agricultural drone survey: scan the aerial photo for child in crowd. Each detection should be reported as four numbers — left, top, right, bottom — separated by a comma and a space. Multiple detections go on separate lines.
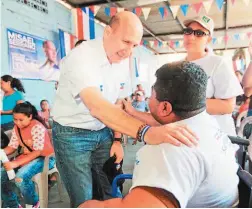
38, 99, 51, 128
1, 102, 55, 208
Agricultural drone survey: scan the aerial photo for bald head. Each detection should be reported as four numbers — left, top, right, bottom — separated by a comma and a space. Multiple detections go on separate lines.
109, 11, 143, 32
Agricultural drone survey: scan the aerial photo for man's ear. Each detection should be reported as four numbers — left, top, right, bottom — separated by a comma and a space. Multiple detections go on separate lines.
104, 25, 112, 37
157, 101, 172, 117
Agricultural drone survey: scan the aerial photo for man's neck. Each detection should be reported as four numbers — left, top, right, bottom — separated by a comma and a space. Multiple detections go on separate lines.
186, 51, 207, 61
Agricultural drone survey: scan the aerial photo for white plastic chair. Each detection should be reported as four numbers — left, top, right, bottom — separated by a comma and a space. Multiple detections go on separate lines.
236, 111, 248, 131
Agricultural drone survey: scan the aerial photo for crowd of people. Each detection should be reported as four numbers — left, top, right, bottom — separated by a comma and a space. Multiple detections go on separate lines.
1, 11, 252, 208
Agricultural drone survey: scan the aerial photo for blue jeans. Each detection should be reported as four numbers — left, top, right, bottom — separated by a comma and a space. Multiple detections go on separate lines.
1, 157, 55, 208
52, 122, 114, 207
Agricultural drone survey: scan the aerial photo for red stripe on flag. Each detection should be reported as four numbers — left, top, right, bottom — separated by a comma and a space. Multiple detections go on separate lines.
70, 35, 75, 49
111, 7, 117, 16
89, 5, 95, 13
77, 8, 84, 40
136, 7, 142, 16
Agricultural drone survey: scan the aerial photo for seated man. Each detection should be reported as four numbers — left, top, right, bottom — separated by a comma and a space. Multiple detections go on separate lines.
79, 61, 239, 208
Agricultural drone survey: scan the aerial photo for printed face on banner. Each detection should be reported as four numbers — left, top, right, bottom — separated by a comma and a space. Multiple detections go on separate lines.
7, 29, 60, 81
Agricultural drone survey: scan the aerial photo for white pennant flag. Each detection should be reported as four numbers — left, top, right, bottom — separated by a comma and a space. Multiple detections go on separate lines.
179, 40, 184, 48
117, 7, 125, 13
243, 0, 250, 6
170, 5, 180, 19
142, 7, 151, 20
162, 41, 167, 47
203, 0, 213, 14
240, 33, 246, 40
149, 41, 154, 48
217, 36, 223, 44
94, 5, 101, 16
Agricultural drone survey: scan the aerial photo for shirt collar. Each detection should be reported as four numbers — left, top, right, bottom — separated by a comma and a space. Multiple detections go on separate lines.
174, 110, 208, 126
93, 38, 111, 67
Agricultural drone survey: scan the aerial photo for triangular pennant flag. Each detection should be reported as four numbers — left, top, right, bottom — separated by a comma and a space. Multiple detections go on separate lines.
154, 40, 159, 47
162, 41, 167, 47
159, 7, 165, 19
94, 5, 101, 16
169, 5, 180, 19
135, 7, 142, 16
143, 40, 148, 46
142, 8, 151, 20
179, 40, 184, 47
243, 0, 250, 6
180, 4, 189, 16
217, 36, 223, 44
175, 41, 180, 48
240, 33, 246, 40
169, 40, 175, 48
117, 8, 125, 13
212, 37, 217, 44
110, 7, 117, 16
215, 0, 224, 10
203, 0, 213, 14
234, 34, 240, 41
140, 40, 143, 45
193, 2, 203, 14
247, 32, 252, 40
231, 0, 236, 6
149, 41, 154, 47
164, 7, 169, 18
158, 41, 163, 47
104, 7, 110, 16
224, 35, 229, 43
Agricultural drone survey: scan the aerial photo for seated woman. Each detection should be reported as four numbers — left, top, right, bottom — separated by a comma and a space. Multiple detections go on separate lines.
38, 99, 51, 128
1, 102, 55, 208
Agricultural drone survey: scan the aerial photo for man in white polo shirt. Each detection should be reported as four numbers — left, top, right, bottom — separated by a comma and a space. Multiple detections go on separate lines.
52, 12, 198, 207
80, 61, 239, 208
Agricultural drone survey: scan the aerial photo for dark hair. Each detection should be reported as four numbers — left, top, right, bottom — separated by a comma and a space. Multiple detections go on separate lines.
1, 75, 25, 93
40, 99, 49, 107
13, 102, 48, 128
154, 61, 208, 119
75, 39, 85, 47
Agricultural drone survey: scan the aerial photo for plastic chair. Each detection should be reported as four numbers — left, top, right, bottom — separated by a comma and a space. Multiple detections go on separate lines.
111, 174, 133, 198
238, 116, 252, 139
236, 111, 248, 131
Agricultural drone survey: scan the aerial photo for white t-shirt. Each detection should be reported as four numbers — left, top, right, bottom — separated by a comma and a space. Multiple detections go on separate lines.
131, 111, 239, 208
192, 54, 243, 136
51, 39, 130, 130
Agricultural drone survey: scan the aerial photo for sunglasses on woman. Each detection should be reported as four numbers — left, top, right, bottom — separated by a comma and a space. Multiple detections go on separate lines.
183, 28, 210, 37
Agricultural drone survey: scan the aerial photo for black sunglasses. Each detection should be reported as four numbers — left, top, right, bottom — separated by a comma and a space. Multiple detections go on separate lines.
183, 28, 210, 37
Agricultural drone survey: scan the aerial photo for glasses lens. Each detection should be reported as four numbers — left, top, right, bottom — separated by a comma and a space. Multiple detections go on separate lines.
183, 28, 193, 35
194, 30, 206, 37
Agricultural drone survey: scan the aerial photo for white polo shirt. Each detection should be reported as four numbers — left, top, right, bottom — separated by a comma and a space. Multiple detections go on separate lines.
51, 39, 130, 130
131, 111, 239, 208
192, 54, 243, 136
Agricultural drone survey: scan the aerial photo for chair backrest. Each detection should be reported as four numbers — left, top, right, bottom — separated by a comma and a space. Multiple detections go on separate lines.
237, 111, 248, 129
238, 116, 252, 138
237, 168, 252, 207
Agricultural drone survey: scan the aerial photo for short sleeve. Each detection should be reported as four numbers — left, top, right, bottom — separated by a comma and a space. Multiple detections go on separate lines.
15, 91, 24, 101
31, 124, 46, 151
131, 145, 206, 207
212, 59, 243, 99
8, 129, 19, 149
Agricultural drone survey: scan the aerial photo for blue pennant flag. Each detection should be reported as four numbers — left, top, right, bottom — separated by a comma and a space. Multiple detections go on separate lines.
212, 37, 217, 44
234, 34, 240, 41
158, 41, 162, 47
143, 40, 148, 46
180, 4, 189, 16
215, 0, 224, 10
104, 7, 110, 16
159, 7, 165, 19
175, 41, 179, 48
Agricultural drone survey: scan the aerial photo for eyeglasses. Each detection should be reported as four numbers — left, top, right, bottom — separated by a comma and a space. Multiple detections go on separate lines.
183, 28, 210, 37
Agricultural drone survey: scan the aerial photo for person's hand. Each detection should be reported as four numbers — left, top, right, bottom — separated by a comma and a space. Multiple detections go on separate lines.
122, 99, 135, 115
110, 141, 124, 163
248, 41, 252, 57
144, 123, 198, 147
3, 161, 18, 171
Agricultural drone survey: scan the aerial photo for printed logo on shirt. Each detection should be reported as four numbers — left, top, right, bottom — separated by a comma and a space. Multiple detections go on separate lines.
120, 83, 125, 90
100, 85, 103, 92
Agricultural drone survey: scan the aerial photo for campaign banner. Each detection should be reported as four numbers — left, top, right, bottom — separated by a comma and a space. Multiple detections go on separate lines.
7, 28, 60, 81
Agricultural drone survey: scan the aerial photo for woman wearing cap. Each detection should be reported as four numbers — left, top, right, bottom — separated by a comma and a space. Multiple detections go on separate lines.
183, 15, 243, 136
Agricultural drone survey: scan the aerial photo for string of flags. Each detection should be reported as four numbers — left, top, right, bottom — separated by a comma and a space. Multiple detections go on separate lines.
87, 0, 251, 21
141, 32, 252, 49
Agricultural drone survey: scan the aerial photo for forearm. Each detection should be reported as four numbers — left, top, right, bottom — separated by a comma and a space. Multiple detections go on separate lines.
13, 151, 41, 167
1, 110, 13, 115
4, 146, 16, 155
206, 98, 235, 115
242, 62, 252, 87
130, 109, 161, 126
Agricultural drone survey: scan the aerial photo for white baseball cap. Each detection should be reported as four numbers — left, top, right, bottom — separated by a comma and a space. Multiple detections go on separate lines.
136, 91, 144, 96
183, 15, 214, 36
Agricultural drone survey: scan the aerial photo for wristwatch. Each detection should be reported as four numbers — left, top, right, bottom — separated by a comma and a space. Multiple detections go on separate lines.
114, 137, 123, 143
